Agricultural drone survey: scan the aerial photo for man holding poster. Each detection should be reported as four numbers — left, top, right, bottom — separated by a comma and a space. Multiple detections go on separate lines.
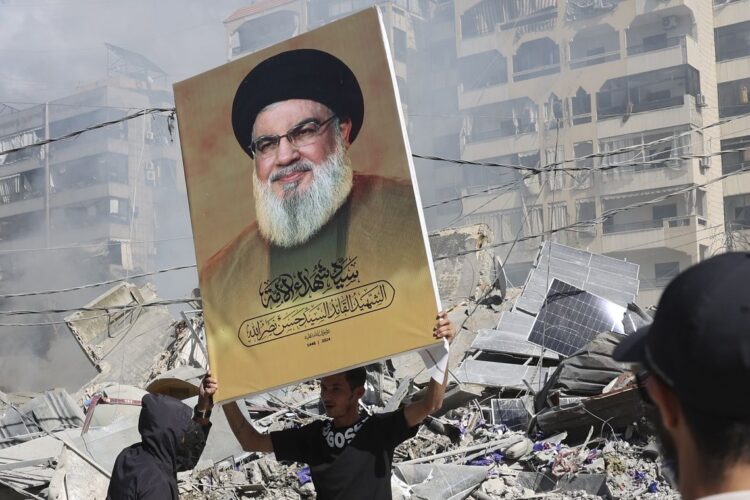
223, 312, 455, 500
174, 8, 446, 401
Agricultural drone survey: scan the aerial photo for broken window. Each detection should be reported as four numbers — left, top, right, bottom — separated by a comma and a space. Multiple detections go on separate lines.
0, 170, 45, 204
544, 146, 566, 191
718, 77, 750, 118
626, 9, 695, 56
715, 20, 750, 62
458, 51, 508, 90
576, 201, 595, 224
570, 88, 592, 125
597, 65, 700, 119
463, 153, 522, 195
569, 24, 620, 69
234, 10, 299, 55
51, 152, 128, 191
0, 128, 43, 166
720, 135, 750, 174
652, 204, 677, 222
725, 194, 750, 229
566, 0, 619, 20
573, 142, 593, 189
599, 126, 691, 174
464, 98, 537, 142
513, 38, 560, 81
543, 94, 563, 130
460, 0, 503, 38
547, 202, 568, 230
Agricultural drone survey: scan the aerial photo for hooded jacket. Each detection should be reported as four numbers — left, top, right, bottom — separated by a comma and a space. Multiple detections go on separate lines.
106, 394, 209, 500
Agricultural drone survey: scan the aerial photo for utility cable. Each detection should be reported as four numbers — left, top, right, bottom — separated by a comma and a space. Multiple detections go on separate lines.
0, 264, 196, 299
432, 164, 750, 261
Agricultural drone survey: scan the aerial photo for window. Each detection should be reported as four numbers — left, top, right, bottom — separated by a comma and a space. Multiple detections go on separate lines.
513, 38, 561, 81
576, 199, 596, 224
721, 135, 750, 174
642, 34, 668, 52
653, 204, 677, 221
599, 127, 691, 174
597, 65, 700, 119
718, 77, 750, 118
543, 94, 563, 129
715, 20, 750, 62
570, 88, 592, 125
548, 203, 568, 230
458, 51, 508, 90
462, 153, 522, 195
573, 142, 593, 189
393, 28, 407, 62
725, 194, 750, 229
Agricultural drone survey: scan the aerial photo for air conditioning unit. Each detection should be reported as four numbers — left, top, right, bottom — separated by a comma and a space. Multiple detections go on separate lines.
662, 16, 678, 30
696, 93, 708, 108
145, 131, 155, 141
146, 170, 157, 184
699, 157, 711, 168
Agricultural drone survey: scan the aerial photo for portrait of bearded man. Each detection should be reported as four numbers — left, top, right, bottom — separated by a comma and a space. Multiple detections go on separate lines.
197, 49, 430, 363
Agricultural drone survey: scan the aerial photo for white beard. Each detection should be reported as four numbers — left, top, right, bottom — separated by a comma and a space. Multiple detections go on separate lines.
252, 135, 353, 248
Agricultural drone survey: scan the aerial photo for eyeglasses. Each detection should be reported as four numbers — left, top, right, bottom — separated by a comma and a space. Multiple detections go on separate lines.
250, 115, 337, 159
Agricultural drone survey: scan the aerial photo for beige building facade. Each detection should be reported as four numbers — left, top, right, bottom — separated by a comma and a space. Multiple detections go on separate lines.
454, 0, 749, 305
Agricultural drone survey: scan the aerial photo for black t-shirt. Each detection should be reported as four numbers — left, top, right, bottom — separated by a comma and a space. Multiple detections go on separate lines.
270, 408, 418, 500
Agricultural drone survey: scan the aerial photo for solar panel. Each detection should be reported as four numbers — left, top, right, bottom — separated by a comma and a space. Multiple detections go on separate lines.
491, 398, 531, 431
527, 279, 625, 357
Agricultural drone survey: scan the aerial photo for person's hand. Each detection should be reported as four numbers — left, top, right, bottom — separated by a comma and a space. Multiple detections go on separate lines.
197, 373, 218, 411
433, 311, 455, 345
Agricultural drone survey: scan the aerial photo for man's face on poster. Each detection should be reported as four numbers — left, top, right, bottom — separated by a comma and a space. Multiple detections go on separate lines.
249, 99, 356, 248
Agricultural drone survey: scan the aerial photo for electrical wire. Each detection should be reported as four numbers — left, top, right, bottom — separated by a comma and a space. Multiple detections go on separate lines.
0, 263, 196, 299
432, 164, 750, 261
0, 107, 175, 156
0, 297, 195, 317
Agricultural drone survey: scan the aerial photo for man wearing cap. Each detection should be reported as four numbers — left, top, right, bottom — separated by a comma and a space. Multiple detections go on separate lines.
613, 252, 750, 500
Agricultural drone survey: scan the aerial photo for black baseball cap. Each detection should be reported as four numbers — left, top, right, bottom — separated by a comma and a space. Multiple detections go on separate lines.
613, 252, 750, 417
231, 49, 364, 159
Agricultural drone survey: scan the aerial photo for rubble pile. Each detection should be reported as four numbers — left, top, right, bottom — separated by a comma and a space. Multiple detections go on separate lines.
0, 237, 681, 499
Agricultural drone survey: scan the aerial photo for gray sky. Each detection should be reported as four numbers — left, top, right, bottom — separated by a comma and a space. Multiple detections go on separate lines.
0, 0, 250, 106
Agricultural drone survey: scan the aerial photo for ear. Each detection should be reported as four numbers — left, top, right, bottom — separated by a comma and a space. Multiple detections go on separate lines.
339, 117, 353, 147
353, 385, 365, 401
648, 378, 682, 431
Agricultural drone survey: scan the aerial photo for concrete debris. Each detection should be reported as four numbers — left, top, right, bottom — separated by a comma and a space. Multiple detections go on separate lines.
0, 239, 680, 500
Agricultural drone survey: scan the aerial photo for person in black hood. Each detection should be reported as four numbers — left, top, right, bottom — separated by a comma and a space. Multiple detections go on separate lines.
106, 374, 217, 499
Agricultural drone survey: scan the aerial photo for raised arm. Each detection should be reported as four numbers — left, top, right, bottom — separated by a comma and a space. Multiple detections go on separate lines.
223, 401, 274, 453
404, 311, 455, 428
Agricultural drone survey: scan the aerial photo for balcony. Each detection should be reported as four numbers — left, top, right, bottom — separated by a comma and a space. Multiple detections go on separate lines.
601, 214, 706, 253
597, 95, 702, 139
570, 50, 620, 70
512, 38, 561, 82
627, 34, 684, 56
624, 36, 699, 76
569, 24, 620, 70
513, 61, 560, 82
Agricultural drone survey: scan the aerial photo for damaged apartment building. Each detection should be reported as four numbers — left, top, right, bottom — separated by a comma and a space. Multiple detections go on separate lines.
222, 0, 750, 307
446, 0, 750, 306
0, 44, 184, 289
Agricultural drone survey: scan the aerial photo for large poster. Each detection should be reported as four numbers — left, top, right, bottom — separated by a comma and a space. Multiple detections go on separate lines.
174, 7, 442, 402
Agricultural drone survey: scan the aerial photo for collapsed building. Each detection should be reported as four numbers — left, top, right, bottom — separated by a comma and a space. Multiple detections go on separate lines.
0, 225, 678, 499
